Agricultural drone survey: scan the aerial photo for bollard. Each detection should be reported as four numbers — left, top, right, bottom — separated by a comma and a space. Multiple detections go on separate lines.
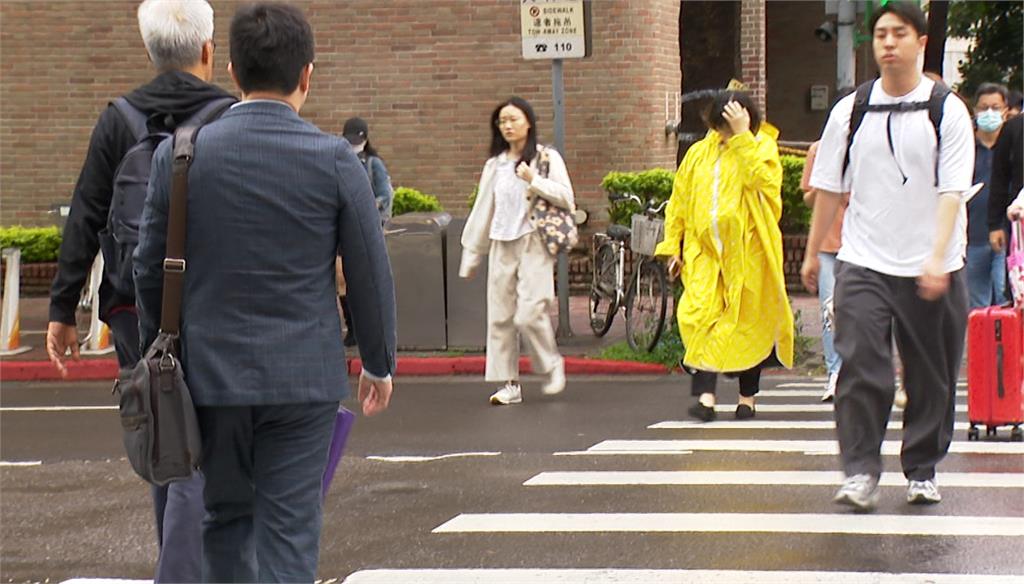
80, 254, 115, 356
0, 248, 32, 356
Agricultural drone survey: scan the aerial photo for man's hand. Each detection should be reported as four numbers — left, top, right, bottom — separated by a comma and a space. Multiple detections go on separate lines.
917, 256, 950, 301
722, 100, 751, 137
800, 254, 821, 294
358, 372, 393, 416
990, 229, 1007, 253
46, 321, 79, 378
666, 254, 683, 280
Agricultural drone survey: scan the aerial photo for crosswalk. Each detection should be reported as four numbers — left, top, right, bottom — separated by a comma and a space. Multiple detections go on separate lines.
345, 377, 1024, 583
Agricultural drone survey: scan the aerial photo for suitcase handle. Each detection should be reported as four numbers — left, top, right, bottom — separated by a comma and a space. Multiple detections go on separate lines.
997, 344, 1005, 399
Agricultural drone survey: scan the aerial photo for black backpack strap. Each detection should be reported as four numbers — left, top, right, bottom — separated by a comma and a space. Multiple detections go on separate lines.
181, 96, 237, 129
111, 97, 149, 143
928, 82, 950, 187
842, 80, 876, 183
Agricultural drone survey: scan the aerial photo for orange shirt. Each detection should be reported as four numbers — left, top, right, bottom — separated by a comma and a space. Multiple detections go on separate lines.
801, 142, 847, 254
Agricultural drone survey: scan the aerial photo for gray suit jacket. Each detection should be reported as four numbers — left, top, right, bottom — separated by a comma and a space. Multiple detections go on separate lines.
134, 101, 396, 406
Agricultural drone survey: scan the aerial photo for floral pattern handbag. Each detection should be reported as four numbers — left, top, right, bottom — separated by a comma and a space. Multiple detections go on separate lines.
532, 148, 578, 256
1008, 221, 1024, 307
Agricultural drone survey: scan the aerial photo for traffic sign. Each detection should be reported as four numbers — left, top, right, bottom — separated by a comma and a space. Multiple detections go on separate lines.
520, 0, 592, 60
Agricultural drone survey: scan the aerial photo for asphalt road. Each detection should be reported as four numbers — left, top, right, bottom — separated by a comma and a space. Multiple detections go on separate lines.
2, 374, 1022, 583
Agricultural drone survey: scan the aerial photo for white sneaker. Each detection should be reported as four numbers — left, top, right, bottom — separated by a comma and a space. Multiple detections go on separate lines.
541, 360, 566, 395
489, 382, 522, 405
833, 473, 880, 512
821, 372, 838, 402
907, 479, 942, 504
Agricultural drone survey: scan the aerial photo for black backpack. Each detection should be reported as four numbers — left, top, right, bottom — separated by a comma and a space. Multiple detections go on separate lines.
842, 79, 951, 187
98, 96, 234, 301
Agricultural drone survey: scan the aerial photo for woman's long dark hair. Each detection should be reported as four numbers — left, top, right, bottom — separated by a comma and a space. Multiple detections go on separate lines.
362, 139, 381, 160
489, 96, 538, 167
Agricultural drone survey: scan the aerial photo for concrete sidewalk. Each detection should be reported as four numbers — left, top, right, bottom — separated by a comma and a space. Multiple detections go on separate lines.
0, 293, 825, 380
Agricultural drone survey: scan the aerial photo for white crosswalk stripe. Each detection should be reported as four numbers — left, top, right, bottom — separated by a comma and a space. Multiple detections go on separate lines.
343, 569, 1020, 584
348, 378, 1023, 582
523, 470, 1024, 487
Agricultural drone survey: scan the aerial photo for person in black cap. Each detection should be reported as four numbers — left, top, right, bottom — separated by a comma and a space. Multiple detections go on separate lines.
338, 117, 394, 346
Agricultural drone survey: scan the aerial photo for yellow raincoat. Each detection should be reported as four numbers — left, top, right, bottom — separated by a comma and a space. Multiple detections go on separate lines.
654, 124, 794, 372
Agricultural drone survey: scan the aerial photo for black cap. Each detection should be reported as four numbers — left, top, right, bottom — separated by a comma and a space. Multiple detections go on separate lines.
342, 117, 368, 146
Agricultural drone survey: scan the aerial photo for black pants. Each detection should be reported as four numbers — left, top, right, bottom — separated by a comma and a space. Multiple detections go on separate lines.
833, 262, 968, 481
691, 367, 762, 397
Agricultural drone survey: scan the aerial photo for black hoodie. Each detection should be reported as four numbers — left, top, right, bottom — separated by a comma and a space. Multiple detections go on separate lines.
49, 71, 235, 325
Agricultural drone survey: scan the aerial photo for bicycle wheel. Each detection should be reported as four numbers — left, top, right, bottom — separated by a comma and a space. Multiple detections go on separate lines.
625, 258, 669, 352
589, 243, 619, 337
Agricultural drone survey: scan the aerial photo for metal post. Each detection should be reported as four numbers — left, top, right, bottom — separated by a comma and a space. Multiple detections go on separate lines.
552, 58, 573, 339
837, 0, 856, 92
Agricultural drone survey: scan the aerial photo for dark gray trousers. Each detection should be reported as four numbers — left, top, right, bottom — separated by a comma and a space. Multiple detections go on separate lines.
107, 309, 203, 583
833, 262, 968, 481
197, 401, 338, 583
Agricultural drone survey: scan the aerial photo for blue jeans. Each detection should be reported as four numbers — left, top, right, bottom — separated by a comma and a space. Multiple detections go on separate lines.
966, 243, 1008, 309
818, 252, 842, 376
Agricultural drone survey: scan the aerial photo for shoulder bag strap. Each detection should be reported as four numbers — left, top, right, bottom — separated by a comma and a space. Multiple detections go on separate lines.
159, 125, 200, 337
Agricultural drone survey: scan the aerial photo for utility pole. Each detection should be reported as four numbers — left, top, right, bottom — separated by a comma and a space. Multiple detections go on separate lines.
837, 0, 857, 93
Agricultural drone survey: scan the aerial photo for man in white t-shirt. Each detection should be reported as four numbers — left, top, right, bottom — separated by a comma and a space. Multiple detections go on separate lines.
801, 1, 974, 512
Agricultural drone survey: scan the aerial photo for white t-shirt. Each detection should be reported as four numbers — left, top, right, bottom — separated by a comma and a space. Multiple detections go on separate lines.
489, 154, 533, 241
809, 77, 975, 277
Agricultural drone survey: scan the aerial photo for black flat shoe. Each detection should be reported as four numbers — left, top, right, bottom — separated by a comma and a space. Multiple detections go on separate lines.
735, 404, 756, 420
687, 402, 717, 422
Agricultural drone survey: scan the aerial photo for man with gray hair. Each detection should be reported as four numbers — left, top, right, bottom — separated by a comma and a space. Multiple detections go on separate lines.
45, 1, 234, 581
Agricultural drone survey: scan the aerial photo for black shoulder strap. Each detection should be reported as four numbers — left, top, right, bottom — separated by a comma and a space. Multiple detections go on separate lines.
181, 96, 236, 129
842, 80, 876, 182
928, 82, 950, 187
111, 97, 148, 143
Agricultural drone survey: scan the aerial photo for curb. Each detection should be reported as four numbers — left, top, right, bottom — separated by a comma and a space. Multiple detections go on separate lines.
2, 355, 669, 382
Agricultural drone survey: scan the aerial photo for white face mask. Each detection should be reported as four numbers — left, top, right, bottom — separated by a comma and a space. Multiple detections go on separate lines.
976, 109, 1004, 133
352, 142, 366, 154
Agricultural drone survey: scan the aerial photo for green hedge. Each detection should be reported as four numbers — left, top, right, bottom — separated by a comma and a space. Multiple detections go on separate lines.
392, 187, 443, 216
0, 226, 61, 262
601, 155, 810, 234
600, 168, 675, 226
780, 155, 810, 234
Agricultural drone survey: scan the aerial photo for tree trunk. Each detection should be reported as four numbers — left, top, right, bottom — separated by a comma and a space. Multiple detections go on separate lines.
924, 0, 949, 77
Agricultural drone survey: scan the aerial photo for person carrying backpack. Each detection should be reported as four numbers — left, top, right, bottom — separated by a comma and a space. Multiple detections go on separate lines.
801, 1, 974, 513
44, 1, 235, 581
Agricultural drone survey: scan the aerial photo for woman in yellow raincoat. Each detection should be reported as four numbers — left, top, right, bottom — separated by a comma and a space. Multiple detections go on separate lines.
655, 91, 793, 422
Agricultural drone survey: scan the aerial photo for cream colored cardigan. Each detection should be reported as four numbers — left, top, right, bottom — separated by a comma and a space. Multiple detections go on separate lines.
458, 146, 576, 277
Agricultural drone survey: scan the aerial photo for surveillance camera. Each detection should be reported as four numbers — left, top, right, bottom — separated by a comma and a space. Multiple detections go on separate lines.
815, 20, 836, 42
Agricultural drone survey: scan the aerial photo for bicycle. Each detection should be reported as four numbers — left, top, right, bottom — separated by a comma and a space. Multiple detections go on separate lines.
588, 192, 673, 352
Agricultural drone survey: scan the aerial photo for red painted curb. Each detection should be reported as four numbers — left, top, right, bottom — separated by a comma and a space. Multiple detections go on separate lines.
0, 359, 120, 382
2, 355, 669, 382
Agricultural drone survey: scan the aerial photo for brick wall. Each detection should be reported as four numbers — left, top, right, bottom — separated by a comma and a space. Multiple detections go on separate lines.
738, 0, 766, 115
0, 0, 681, 231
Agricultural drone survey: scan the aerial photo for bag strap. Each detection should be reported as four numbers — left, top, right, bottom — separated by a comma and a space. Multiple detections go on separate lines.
181, 96, 236, 129
111, 97, 149, 143
538, 146, 551, 179
841, 80, 875, 183
927, 82, 949, 187
159, 125, 200, 336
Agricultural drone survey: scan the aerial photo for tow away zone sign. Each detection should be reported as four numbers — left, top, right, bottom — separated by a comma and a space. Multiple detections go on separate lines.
521, 0, 592, 60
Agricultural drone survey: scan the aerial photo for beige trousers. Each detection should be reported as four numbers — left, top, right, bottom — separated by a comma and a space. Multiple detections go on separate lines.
486, 232, 563, 382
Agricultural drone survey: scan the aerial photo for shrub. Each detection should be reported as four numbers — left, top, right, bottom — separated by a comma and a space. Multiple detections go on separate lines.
392, 187, 443, 216
600, 156, 809, 232
780, 155, 811, 234
600, 168, 675, 226
467, 185, 479, 210
0, 226, 61, 262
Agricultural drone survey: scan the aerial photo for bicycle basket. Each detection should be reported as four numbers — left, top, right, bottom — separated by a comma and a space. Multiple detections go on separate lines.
630, 214, 664, 256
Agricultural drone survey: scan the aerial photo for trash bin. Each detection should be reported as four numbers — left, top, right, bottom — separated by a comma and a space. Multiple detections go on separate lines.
445, 217, 487, 350
385, 212, 451, 350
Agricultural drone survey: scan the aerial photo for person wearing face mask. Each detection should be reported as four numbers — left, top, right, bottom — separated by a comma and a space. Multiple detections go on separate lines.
967, 83, 1010, 308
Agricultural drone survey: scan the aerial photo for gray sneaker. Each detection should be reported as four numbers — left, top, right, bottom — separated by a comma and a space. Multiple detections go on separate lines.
833, 474, 880, 512
907, 479, 942, 504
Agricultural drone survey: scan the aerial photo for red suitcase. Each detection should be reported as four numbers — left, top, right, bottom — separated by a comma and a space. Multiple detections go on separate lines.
966, 306, 1024, 441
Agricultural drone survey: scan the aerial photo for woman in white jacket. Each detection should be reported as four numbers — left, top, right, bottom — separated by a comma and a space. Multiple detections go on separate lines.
459, 96, 576, 405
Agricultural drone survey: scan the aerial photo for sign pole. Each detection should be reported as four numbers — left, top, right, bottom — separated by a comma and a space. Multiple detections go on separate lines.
552, 58, 573, 339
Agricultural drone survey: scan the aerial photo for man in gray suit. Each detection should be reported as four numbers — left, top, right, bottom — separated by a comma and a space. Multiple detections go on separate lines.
134, 3, 396, 580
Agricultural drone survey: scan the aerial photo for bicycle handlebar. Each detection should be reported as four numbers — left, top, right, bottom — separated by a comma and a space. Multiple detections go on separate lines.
607, 191, 668, 216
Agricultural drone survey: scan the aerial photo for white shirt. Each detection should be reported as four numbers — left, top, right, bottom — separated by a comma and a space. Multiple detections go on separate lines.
489, 154, 534, 241
810, 77, 975, 277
